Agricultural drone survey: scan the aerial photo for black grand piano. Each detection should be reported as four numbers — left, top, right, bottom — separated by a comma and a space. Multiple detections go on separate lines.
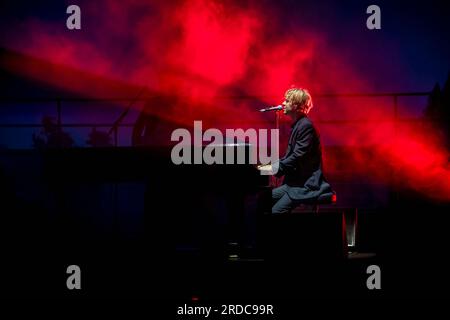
13, 144, 271, 257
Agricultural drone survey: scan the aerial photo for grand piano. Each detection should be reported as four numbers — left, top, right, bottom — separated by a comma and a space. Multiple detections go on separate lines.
35, 144, 272, 256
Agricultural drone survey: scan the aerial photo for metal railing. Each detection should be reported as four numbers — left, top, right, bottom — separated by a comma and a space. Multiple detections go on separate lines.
0, 91, 431, 148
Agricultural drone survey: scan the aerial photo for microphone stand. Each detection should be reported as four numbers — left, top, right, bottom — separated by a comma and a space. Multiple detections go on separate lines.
270, 110, 282, 187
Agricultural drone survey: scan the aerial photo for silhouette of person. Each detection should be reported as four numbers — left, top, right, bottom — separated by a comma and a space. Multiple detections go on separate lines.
32, 116, 74, 148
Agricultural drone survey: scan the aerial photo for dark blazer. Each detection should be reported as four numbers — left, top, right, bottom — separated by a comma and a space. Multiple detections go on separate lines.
275, 115, 332, 200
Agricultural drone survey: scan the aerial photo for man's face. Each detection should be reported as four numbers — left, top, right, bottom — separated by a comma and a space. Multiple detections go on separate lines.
282, 97, 296, 116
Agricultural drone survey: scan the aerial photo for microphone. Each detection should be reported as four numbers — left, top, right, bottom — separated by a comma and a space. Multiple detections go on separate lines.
259, 105, 283, 112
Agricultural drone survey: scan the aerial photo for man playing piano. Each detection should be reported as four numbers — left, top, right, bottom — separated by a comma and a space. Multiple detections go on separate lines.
258, 87, 332, 214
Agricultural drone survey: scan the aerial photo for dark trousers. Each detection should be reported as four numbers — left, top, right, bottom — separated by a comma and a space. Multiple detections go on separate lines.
272, 184, 301, 214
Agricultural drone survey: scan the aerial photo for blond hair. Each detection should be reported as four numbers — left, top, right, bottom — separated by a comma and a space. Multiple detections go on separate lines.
285, 87, 313, 115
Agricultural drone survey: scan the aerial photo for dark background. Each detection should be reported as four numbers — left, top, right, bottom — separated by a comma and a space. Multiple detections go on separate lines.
0, 0, 449, 301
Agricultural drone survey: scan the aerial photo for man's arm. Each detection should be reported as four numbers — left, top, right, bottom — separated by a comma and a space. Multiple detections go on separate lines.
275, 123, 314, 177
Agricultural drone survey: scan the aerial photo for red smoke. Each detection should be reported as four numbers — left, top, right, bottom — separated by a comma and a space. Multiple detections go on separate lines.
1, 0, 449, 201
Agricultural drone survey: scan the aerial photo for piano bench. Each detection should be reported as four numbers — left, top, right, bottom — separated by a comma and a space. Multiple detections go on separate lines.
289, 191, 337, 214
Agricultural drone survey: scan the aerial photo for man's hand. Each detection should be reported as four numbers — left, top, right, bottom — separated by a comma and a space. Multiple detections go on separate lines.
257, 164, 274, 175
